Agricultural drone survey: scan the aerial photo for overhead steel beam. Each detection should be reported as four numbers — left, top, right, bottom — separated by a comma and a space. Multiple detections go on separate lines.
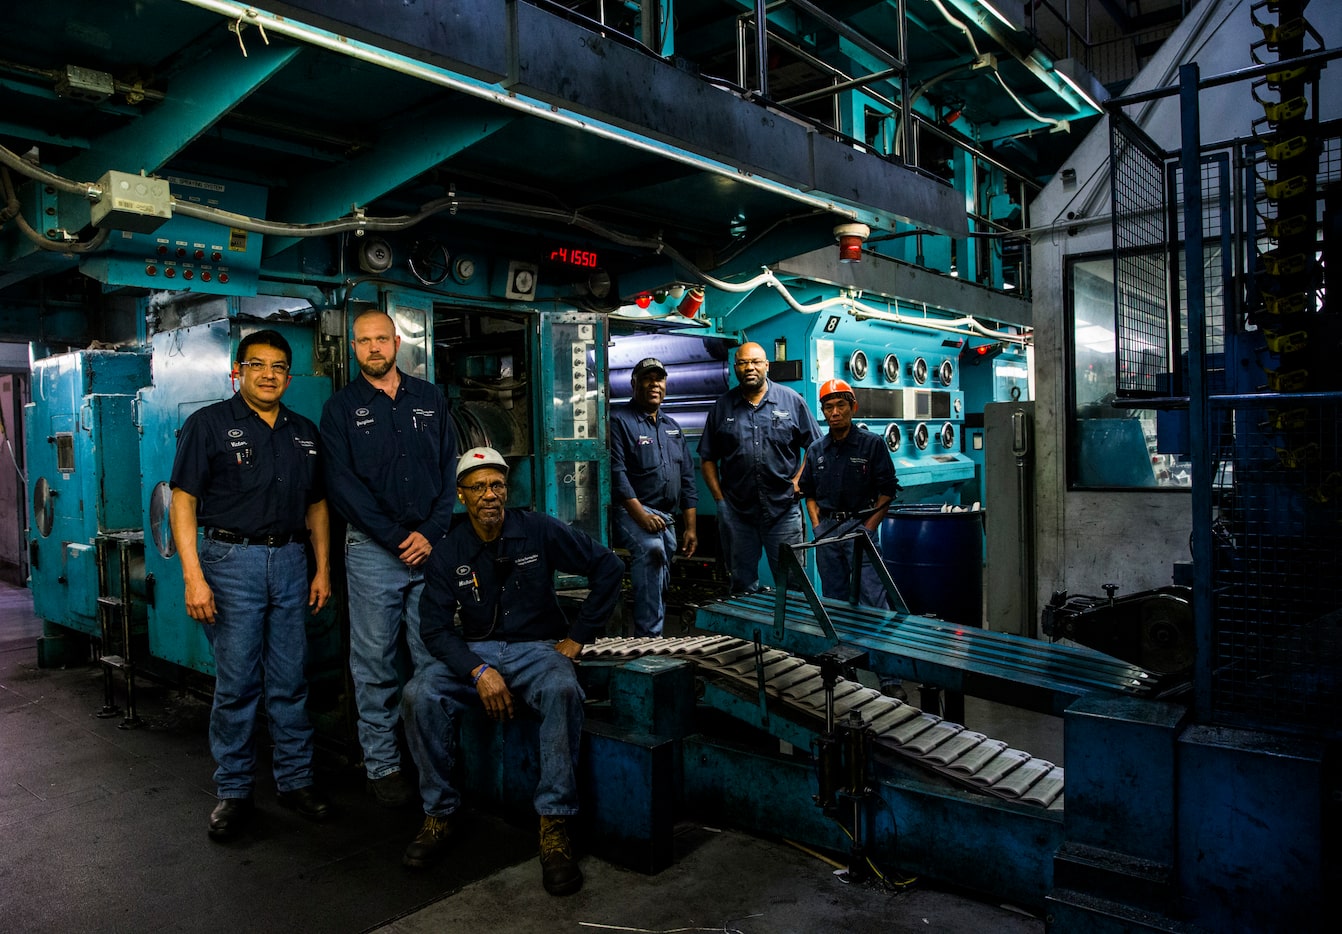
58, 42, 302, 182
266, 108, 517, 256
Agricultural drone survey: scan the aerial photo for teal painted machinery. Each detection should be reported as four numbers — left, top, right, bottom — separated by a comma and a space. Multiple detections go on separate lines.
25, 348, 151, 664
137, 313, 335, 678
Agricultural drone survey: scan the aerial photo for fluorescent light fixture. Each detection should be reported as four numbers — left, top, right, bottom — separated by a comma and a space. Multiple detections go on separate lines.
978, 0, 1023, 31
1054, 58, 1108, 113
1076, 324, 1116, 353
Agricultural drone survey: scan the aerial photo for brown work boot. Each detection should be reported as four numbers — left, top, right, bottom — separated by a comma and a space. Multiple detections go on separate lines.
402, 813, 453, 869
538, 815, 583, 895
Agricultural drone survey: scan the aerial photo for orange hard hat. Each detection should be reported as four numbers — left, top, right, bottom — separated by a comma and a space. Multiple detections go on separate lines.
818, 378, 856, 403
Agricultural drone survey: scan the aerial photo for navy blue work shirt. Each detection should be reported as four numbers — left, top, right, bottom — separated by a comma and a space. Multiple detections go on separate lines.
320, 370, 457, 552
697, 380, 821, 522
799, 427, 900, 517
170, 393, 323, 536
419, 510, 624, 680
609, 401, 698, 514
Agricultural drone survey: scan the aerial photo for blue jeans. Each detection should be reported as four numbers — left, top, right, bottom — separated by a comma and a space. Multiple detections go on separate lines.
717, 498, 804, 593
813, 518, 890, 609
345, 526, 435, 779
199, 538, 315, 798
403, 640, 584, 818
614, 508, 677, 637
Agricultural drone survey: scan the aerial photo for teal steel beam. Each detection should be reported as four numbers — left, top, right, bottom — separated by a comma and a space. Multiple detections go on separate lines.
58, 42, 302, 182
265, 109, 516, 256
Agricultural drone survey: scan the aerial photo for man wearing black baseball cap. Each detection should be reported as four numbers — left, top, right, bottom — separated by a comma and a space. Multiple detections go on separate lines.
609, 357, 698, 636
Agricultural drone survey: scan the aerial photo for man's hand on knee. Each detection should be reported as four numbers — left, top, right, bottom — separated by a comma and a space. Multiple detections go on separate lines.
474, 667, 514, 720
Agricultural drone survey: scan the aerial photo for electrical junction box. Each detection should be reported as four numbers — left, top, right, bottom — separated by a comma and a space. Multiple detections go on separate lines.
91, 171, 173, 233
55, 64, 115, 103
81, 171, 267, 296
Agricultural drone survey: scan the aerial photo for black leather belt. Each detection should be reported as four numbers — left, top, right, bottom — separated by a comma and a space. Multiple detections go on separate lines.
205, 528, 307, 547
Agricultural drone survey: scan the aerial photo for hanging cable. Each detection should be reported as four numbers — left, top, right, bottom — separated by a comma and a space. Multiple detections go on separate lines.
0, 168, 110, 254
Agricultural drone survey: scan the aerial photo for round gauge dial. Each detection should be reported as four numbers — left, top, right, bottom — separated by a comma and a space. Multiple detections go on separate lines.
913, 422, 929, 450
849, 349, 868, 380
940, 422, 955, 449
882, 354, 900, 382
884, 424, 902, 452
909, 357, 928, 385
938, 359, 955, 386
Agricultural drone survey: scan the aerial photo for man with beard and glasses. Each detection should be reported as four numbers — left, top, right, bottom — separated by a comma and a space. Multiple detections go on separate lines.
320, 306, 458, 808
698, 342, 820, 594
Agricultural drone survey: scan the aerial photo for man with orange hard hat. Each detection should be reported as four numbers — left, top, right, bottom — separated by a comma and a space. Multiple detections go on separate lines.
798, 378, 900, 608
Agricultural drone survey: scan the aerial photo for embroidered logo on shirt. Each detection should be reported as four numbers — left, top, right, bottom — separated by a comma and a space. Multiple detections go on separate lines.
456, 565, 471, 576
666, 429, 680, 436
771, 410, 792, 422
637, 435, 653, 445
412, 407, 435, 418
515, 553, 540, 568
227, 429, 244, 439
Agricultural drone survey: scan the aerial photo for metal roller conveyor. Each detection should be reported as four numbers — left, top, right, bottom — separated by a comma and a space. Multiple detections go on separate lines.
692, 592, 1161, 715
580, 635, 1065, 809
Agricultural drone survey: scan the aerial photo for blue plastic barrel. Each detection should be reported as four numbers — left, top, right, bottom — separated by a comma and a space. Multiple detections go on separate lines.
879, 506, 984, 627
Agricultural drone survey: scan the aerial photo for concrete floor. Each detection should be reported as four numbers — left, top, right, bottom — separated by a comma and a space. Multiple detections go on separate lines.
1, 579, 1052, 933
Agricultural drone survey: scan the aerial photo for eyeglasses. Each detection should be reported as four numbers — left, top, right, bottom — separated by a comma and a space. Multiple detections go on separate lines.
734, 358, 768, 369
238, 360, 291, 375
461, 481, 508, 496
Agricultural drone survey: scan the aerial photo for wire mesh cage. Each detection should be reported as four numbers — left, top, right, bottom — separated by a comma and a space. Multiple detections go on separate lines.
1208, 395, 1342, 736
1109, 111, 1170, 397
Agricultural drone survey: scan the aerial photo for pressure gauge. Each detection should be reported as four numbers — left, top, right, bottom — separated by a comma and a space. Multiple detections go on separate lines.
884, 423, 902, 452
938, 359, 955, 386
452, 256, 476, 284
940, 422, 956, 449
908, 356, 928, 385
882, 353, 900, 382
913, 422, 929, 450
848, 349, 868, 380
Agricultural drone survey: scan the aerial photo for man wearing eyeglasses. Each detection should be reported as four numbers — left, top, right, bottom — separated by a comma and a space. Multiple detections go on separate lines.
170, 329, 333, 842
401, 447, 622, 896
698, 342, 821, 594
319, 306, 458, 809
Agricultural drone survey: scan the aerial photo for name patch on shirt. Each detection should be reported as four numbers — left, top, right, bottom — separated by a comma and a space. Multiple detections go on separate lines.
412, 407, 435, 418
666, 428, 680, 437
515, 553, 540, 568
771, 409, 793, 422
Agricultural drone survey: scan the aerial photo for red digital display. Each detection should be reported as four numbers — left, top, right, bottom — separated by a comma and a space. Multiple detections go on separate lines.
547, 246, 600, 268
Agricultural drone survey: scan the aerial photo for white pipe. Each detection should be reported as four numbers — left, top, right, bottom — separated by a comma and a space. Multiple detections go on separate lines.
176, 0, 866, 223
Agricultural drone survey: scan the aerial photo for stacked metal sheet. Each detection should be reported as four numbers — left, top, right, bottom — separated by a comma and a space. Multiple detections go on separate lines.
581, 635, 1064, 809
